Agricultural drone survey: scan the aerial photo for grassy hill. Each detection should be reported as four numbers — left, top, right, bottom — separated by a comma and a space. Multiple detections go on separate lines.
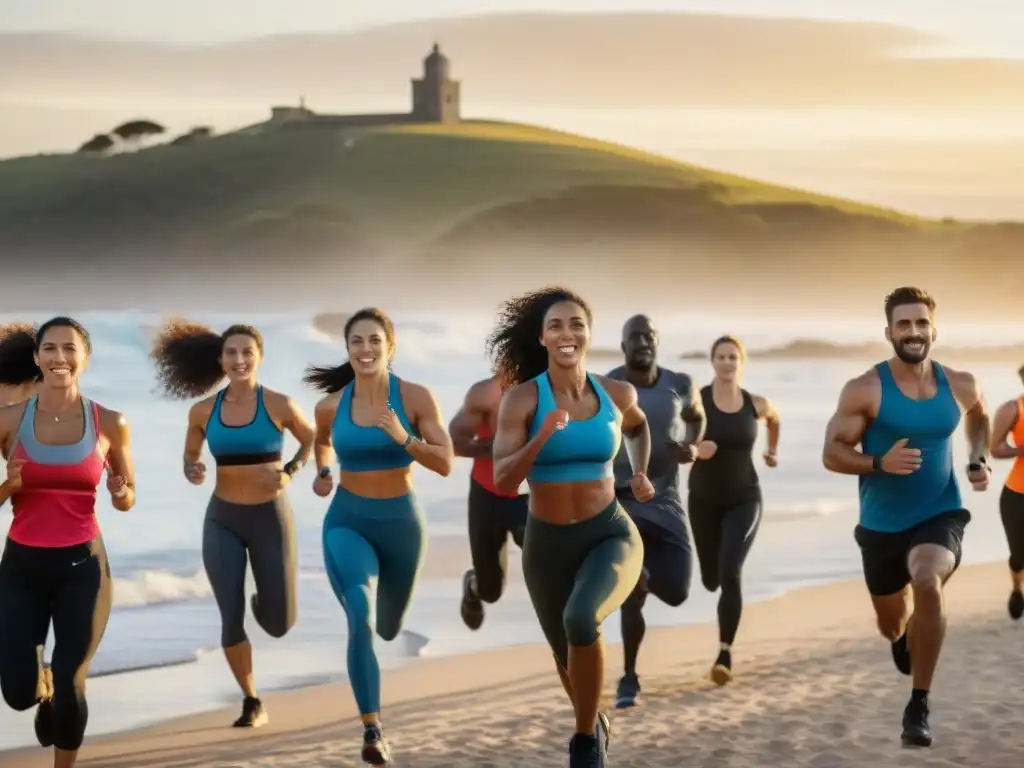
0, 119, 1021, 313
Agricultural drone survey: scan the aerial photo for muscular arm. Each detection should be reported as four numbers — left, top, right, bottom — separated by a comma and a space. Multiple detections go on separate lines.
604, 378, 651, 476
448, 381, 493, 458
492, 385, 548, 493
822, 377, 875, 475
406, 384, 454, 477
679, 375, 707, 446
0, 407, 17, 507
950, 369, 990, 463
313, 396, 338, 473
990, 400, 1021, 459
279, 396, 315, 474
755, 395, 781, 454
103, 409, 136, 512
182, 401, 208, 474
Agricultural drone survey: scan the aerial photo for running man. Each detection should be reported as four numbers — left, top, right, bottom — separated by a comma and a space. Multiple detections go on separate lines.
822, 286, 991, 748
606, 314, 706, 708
449, 376, 529, 630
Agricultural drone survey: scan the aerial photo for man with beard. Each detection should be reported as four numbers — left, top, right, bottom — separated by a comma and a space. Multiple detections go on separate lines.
606, 314, 706, 708
822, 286, 991, 749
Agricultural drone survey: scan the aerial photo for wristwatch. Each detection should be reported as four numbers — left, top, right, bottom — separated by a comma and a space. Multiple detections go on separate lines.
967, 456, 988, 473
871, 455, 884, 473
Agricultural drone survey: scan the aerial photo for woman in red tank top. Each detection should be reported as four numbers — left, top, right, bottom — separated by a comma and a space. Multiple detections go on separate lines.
0, 317, 136, 768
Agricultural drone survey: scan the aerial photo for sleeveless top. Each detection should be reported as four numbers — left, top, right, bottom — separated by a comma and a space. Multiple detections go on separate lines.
471, 419, 521, 498
688, 385, 760, 505
332, 373, 419, 472
1003, 398, 1024, 495
205, 385, 283, 466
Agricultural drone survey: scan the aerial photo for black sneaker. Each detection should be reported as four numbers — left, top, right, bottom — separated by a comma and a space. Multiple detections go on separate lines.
34, 663, 54, 748
891, 632, 912, 676
901, 698, 932, 747
460, 569, 484, 630
710, 648, 732, 686
232, 696, 268, 728
568, 732, 602, 768
1009, 589, 1024, 620
614, 674, 641, 709
361, 723, 392, 765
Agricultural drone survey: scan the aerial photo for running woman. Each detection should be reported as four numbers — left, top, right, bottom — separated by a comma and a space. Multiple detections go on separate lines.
822, 286, 991, 747
150, 319, 314, 729
488, 287, 653, 768
0, 317, 136, 768
306, 307, 453, 766
449, 375, 529, 629
689, 334, 779, 686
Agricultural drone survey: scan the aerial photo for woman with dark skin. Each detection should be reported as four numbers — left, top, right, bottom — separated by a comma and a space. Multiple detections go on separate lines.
150, 319, 315, 729
690, 335, 780, 685
488, 287, 654, 768
0, 318, 135, 768
306, 307, 453, 766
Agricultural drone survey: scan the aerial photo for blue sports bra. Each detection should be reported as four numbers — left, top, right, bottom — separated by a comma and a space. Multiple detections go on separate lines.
205, 385, 284, 466
527, 372, 620, 484
332, 373, 419, 472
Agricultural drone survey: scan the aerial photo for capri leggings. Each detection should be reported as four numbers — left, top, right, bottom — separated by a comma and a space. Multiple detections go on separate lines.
521, 498, 644, 669
323, 485, 427, 715
202, 495, 298, 647
1000, 486, 1024, 573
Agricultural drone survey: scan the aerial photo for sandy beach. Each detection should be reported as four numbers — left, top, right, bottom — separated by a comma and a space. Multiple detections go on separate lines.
0, 560, 1019, 767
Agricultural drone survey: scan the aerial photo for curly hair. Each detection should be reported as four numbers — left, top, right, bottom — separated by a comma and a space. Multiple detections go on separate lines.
486, 287, 592, 387
0, 317, 92, 386
710, 334, 747, 362
150, 318, 264, 399
304, 308, 396, 394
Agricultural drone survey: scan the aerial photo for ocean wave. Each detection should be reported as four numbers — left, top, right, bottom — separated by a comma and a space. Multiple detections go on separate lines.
112, 568, 212, 609
765, 500, 855, 523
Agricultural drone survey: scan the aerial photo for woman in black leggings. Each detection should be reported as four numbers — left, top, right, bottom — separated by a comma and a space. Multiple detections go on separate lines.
0, 318, 136, 768
688, 335, 779, 686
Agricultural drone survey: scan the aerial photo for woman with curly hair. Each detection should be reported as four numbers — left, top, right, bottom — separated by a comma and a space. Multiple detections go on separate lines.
305, 307, 453, 766
150, 318, 314, 729
487, 287, 653, 768
0, 318, 135, 768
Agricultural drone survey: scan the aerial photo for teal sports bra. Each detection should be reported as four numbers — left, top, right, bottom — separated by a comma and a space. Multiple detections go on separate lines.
331, 373, 418, 472
205, 385, 283, 466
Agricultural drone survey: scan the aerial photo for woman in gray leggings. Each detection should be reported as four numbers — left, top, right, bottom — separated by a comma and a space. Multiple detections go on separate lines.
151, 319, 315, 729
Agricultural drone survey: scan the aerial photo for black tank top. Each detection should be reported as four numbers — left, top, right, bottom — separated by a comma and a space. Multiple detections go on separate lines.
688, 385, 760, 504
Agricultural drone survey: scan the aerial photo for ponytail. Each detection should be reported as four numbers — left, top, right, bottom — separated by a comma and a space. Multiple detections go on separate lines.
303, 362, 356, 394
150, 318, 224, 399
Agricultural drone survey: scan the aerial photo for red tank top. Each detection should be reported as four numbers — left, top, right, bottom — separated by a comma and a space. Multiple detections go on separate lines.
8, 396, 106, 547
470, 420, 520, 498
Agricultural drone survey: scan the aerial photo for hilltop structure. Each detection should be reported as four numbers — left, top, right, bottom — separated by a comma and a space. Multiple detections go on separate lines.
269, 43, 461, 127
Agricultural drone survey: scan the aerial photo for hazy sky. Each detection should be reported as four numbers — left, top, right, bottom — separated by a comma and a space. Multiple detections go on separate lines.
4, 0, 1022, 57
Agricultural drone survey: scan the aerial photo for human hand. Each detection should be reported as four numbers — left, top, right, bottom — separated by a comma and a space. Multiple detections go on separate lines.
260, 465, 290, 493
540, 409, 570, 438
183, 460, 206, 486
967, 459, 991, 491
880, 438, 921, 475
107, 473, 129, 498
313, 467, 334, 497
378, 406, 410, 445
4, 458, 25, 492
675, 443, 698, 464
696, 440, 717, 460
763, 450, 778, 468
631, 472, 655, 502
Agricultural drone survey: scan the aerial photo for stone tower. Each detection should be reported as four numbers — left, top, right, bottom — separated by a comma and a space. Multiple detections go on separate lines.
411, 43, 461, 123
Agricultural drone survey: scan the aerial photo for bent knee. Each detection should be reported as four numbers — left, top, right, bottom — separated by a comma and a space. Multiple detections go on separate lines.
475, 571, 506, 604
259, 611, 295, 639
876, 616, 903, 641
563, 607, 601, 647
221, 619, 248, 648
1, 682, 37, 712
661, 584, 689, 607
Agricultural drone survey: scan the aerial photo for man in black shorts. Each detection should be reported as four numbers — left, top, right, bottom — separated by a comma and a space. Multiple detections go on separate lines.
607, 314, 706, 708
449, 376, 529, 630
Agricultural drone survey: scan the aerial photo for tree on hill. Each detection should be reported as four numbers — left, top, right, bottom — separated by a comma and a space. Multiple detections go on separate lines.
112, 119, 166, 144
170, 126, 214, 146
77, 134, 114, 154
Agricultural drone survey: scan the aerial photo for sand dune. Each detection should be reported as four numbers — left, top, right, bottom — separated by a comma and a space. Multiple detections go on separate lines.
1, 561, 1020, 766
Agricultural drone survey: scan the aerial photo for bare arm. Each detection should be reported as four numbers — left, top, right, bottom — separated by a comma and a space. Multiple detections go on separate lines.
603, 377, 651, 476
990, 400, 1021, 459
822, 377, 876, 475
279, 395, 315, 475
406, 383, 455, 477
680, 380, 707, 447
183, 401, 208, 471
313, 395, 338, 473
448, 381, 493, 458
949, 369, 990, 463
102, 409, 136, 512
492, 385, 549, 493
754, 395, 781, 455
0, 406, 19, 507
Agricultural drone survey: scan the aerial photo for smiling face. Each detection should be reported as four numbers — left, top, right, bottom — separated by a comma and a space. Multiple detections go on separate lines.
347, 319, 391, 376
540, 301, 590, 369
622, 315, 657, 372
220, 333, 262, 384
34, 325, 89, 389
885, 302, 935, 364
711, 340, 744, 383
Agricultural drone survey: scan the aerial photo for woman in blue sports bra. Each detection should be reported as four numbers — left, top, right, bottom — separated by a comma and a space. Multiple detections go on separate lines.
304, 307, 453, 766
150, 319, 315, 730
487, 287, 654, 768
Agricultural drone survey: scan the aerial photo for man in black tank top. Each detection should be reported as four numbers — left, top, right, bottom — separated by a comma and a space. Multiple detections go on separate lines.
607, 314, 706, 708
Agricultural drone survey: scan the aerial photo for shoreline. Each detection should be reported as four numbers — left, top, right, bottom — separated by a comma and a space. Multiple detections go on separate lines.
0, 559, 1015, 767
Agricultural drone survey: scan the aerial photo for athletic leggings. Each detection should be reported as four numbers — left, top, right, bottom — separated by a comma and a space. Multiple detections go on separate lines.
467, 477, 528, 603
323, 485, 426, 715
688, 488, 762, 646
1000, 486, 1024, 573
202, 495, 297, 648
0, 536, 112, 751
522, 499, 643, 670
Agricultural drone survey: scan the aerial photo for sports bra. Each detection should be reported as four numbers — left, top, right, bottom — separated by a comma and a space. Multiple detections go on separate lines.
205, 385, 283, 466
527, 372, 619, 484
332, 373, 419, 472
8, 395, 107, 547
1005, 397, 1024, 495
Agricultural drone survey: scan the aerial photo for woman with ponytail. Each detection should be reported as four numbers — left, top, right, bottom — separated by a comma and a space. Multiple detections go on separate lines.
305, 307, 453, 766
0, 318, 135, 768
150, 318, 314, 730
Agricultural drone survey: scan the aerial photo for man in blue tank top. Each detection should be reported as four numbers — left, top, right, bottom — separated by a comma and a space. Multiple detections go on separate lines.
606, 314, 706, 708
822, 286, 991, 749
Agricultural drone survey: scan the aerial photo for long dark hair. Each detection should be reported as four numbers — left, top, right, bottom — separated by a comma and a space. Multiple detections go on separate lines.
150, 318, 264, 399
304, 308, 396, 394
486, 287, 592, 387
0, 317, 92, 385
